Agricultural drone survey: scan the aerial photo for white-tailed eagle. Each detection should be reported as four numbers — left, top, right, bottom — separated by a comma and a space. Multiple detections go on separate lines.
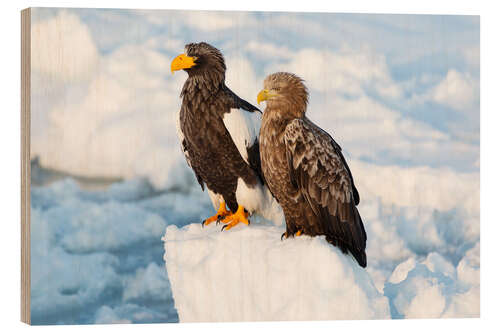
257, 72, 367, 267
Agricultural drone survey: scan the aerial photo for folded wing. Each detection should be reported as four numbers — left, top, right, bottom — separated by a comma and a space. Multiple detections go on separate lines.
222, 88, 263, 181
284, 118, 367, 267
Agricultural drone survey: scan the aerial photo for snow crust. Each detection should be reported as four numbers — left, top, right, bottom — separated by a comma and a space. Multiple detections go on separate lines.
163, 223, 390, 322
384, 247, 479, 319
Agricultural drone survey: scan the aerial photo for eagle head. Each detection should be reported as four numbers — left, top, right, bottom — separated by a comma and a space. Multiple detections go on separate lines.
257, 72, 309, 118
171, 42, 226, 83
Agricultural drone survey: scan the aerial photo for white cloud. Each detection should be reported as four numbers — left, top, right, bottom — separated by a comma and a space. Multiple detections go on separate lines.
31, 11, 99, 82
306, 94, 478, 170
225, 55, 261, 103
267, 47, 402, 99
312, 94, 446, 141
139, 10, 256, 31
183, 11, 256, 31
351, 159, 479, 216
31, 10, 479, 189
31, 34, 189, 188
432, 69, 479, 113
245, 40, 293, 60
463, 45, 480, 70
143, 35, 185, 52
256, 43, 478, 171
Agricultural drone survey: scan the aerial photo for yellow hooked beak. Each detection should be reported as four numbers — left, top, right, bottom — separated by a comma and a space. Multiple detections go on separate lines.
171, 53, 198, 74
257, 89, 278, 105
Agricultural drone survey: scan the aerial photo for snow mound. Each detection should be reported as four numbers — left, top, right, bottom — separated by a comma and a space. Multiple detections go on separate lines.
384, 250, 479, 319
30, 178, 179, 324
163, 223, 390, 322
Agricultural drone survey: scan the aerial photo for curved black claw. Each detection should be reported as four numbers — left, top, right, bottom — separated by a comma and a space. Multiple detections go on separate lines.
201, 220, 206, 228
221, 224, 228, 232
216, 215, 223, 225
281, 232, 287, 241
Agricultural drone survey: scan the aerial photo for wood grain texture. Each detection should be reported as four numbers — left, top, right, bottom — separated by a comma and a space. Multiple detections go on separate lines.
21, 7, 31, 325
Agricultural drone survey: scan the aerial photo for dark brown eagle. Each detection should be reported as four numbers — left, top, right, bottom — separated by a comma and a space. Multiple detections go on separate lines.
171, 42, 281, 230
257, 72, 367, 267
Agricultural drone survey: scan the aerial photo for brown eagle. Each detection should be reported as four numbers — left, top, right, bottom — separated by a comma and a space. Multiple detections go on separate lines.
171, 42, 281, 230
257, 72, 367, 267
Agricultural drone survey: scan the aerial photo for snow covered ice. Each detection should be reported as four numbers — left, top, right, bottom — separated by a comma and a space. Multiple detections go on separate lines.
161, 159, 479, 322
29, 174, 205, 324
30, 155, 479, 323
163, 223, 390, 322
384, 248, 480, 319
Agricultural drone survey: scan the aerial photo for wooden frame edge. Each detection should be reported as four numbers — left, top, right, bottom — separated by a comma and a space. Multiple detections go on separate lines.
21, 7, 31, 325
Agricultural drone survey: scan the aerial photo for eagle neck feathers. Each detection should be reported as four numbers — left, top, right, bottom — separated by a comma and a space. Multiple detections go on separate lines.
181, 72, 224, 101
262, 106, 302, 137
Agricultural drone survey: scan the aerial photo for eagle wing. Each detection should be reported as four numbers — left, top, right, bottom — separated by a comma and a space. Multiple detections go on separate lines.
284, 118, 367, 266
221, 87, 264, 181
176, 108, 205, 189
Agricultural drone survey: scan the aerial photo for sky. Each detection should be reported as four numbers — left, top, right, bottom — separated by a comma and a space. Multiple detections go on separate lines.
30, 8, 479, 186
29, 8, 480, 324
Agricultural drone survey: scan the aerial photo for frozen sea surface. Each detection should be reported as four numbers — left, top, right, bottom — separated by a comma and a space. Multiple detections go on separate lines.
31, 158, 479, 324
30, 174, 210, 324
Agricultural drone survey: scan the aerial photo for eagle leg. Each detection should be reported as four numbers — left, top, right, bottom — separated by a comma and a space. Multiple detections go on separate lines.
281, 230, 302, 240
220, 205, 250, 231
202, 201, 230, 227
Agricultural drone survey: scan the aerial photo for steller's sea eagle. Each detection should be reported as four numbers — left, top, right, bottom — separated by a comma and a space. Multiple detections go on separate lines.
171, 42, 280, 230
257, 72, 367, 267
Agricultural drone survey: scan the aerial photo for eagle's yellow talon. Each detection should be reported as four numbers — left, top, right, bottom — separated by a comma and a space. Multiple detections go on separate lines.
281, 230, 302, 240
220, 205, 249, 231
202, 201, 230, 226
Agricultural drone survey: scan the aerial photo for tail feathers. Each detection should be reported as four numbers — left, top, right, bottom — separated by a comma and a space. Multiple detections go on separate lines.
352, 248, 367, 268
325, 235, 367, 268
322, 205, 367, 268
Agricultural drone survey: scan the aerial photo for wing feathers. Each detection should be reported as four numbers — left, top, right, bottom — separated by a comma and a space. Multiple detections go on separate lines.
221, 87, 267, 184
177, 109, 204, 190
284, 118, 367, 267
223, 107, 261, 165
